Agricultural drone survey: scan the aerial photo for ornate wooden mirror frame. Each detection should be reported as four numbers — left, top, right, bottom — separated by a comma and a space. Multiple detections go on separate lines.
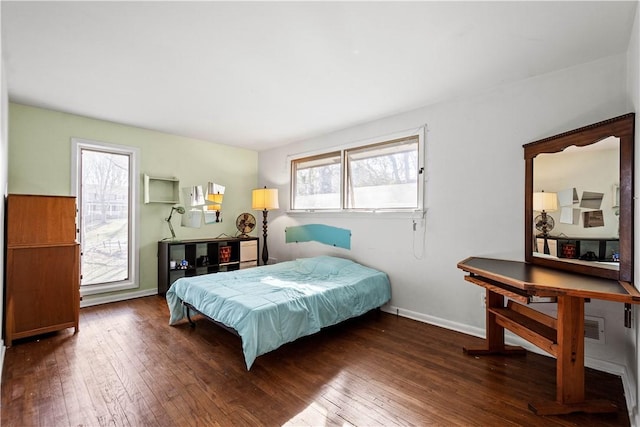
524, 113, 635, 282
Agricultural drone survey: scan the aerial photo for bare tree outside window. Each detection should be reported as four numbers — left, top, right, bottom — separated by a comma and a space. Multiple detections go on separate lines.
346, 139, 419, 209
80, 149, 130, 285
291, 134, 422, 211
292, 152, 341, 209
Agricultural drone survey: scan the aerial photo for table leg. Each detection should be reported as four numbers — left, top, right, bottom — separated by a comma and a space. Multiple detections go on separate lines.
558, 295, 585, 403
528, 295, 617, 415
463, 289, 526, 356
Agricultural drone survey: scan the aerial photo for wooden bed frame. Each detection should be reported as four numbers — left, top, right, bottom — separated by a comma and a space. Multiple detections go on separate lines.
183, 300, 240, 336
181, 299, 384, 354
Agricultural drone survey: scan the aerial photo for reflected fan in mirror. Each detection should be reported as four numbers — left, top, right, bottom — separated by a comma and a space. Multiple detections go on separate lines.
533, 191, 558, 255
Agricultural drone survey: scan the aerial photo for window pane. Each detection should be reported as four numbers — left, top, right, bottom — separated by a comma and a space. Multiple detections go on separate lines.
346, 137, 419, 209
80, 149, 130, 285
292, 152, 341, 209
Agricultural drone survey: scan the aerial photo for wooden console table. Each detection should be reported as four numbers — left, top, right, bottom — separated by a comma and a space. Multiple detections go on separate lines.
457, 256, 640, 416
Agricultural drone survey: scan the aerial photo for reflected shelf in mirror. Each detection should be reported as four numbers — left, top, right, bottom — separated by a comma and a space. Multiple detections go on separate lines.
531, 252, 619, 271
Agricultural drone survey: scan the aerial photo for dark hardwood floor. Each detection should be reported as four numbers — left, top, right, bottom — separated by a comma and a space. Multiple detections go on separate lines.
1, 296, 631, 426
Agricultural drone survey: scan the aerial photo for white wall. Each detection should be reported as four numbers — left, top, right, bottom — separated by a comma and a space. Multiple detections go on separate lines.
0, 5, 8, 372
259, 54, 632, 374
627, 3, 640, 424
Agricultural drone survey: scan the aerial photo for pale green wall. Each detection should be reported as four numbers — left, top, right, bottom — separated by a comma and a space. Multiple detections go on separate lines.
8, 103, 258, 303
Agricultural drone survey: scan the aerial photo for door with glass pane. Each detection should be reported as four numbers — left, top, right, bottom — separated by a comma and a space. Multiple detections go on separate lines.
78, 148, 130, 286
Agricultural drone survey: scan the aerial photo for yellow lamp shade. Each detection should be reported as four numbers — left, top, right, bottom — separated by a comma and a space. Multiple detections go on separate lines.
533, 191, 558, 212
205, 182, 225, 205
252, 188, 279, 210
207, 193, 224, 204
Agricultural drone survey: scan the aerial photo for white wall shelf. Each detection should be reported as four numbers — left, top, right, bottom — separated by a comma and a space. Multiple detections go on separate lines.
144, 174, 180, 204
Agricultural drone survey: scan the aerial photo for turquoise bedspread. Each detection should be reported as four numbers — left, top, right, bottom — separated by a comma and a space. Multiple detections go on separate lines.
166, 256, 391, 369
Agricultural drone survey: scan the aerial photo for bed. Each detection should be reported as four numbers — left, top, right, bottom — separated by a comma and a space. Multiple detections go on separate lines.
166, 255, 391, 369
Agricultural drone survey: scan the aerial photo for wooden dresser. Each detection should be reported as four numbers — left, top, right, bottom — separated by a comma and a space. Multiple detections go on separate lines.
5, 194, 80, 346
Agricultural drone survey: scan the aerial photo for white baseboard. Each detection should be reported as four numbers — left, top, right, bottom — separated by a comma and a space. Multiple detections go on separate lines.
0, 339, 5, 384
614, 362, 637, 422
382, 304, 636, 420
80, 288, 158, 308
381, 305, 487, 339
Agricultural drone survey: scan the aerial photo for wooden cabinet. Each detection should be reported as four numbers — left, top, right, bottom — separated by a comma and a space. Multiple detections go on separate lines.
239, 239, 258, 269
5, 194, 80, 346
157, 237, 259, 295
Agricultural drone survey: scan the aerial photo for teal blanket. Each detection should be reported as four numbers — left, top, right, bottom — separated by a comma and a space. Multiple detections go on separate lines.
166, 256, 391, 369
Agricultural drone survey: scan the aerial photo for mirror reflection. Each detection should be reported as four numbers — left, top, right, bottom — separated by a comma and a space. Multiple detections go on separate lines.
524, 113, 634, 282
532, 137, 620, 271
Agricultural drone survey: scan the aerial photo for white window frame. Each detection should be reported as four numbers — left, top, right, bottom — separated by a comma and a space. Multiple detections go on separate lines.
290, 151, 343, 211
71, 138, 140, 296
289, 127, 425, 215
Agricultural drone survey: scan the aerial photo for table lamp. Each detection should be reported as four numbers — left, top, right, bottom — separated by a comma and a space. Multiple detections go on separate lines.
165, 206, 185, 240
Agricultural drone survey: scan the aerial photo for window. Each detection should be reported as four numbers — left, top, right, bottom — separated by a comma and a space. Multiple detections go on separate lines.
291, 152, 341, 210
72, 138, 139, 295
291, 130, 423, 212
345, 136, 419, 209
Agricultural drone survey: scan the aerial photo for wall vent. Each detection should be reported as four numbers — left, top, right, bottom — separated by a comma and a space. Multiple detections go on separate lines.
584, 316, 605, 344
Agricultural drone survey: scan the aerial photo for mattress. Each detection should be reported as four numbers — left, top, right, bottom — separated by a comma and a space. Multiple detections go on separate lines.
166, 255, 391, 369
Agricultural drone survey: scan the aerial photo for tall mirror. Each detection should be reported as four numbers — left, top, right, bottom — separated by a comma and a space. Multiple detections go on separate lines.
524, 113, 635, 282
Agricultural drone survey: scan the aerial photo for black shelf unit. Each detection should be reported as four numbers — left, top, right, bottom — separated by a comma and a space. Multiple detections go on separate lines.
157, 237, 258, 295
541, 235, 619, 262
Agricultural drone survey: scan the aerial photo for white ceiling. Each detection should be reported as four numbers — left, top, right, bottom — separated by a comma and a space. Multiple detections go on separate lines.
2, 1, 637, 151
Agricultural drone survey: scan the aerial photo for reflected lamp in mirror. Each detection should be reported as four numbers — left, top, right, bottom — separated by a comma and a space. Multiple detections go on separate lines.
252, 187, 279, 265
203, 205, 222, 224
204, 182, 225, 223
533, 191, 558, 255
206, 182, 225, 205
165, 206, 185, 240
